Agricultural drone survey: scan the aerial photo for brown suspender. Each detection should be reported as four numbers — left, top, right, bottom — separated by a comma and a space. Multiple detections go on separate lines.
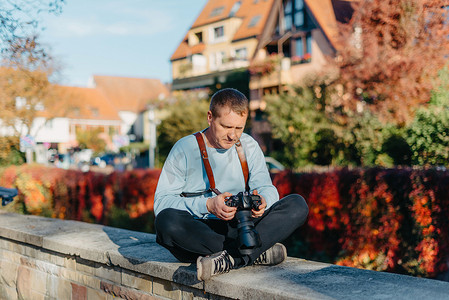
235, 139, 250, 192
193, 131, 249, 196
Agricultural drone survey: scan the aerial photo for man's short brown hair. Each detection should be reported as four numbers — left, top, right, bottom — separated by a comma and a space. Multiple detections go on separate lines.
210, 88, 249, 117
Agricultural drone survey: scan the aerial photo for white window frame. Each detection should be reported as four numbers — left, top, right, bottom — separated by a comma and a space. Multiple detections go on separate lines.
233, 47, 248, 60
210, 25, 226, 44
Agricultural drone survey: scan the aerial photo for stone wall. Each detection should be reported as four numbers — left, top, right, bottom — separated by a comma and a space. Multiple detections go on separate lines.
0, 238, 215, 299
1, 211, 449, 300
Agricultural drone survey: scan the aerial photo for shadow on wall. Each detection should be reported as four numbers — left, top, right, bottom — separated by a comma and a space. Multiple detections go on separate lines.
102, 226, 201, 286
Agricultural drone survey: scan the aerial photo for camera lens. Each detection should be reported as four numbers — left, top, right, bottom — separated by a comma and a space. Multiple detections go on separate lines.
235, 210, 261, 255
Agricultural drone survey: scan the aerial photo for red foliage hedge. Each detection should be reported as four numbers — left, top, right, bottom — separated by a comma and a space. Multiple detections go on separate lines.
272, 167, 449, 278
0, 165, 161, 225
1, 165, 448, 278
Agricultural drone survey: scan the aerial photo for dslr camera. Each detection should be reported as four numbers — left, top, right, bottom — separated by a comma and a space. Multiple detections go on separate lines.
225, 191, 262, 255
0, 186, 18, 206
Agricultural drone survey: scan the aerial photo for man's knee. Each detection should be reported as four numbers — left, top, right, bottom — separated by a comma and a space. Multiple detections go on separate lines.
281, 194, 309, 226
155, 208, 188, 239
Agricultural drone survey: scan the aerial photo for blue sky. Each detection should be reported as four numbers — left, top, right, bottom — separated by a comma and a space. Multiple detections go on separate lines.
39, 0, 208, 87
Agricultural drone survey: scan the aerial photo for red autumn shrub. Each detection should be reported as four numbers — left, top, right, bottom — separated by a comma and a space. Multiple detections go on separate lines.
2, 165, 448, 279
272, 167, 449, 278
0, 165, 161, 228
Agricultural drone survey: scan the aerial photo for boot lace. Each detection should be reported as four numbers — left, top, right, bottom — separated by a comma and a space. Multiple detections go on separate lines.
254, 251, 267, 264
213, 251, 233, 275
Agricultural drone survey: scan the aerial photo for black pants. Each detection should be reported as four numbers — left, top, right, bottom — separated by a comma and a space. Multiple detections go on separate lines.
155, 194, 308, 265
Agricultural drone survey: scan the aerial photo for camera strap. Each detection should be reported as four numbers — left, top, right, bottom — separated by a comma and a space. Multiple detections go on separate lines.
235, 139, 250, 193
180, 131, 249, 197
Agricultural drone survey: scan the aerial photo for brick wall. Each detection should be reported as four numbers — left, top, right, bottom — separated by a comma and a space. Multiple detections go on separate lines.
0, 237, 225, 300
1, 211, 449, 300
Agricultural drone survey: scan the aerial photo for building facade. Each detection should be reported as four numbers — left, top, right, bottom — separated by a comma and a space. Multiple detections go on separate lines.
170, 0, 276, 93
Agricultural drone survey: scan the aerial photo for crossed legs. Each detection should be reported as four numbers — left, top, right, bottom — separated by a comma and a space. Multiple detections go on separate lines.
155, 194, 308, 265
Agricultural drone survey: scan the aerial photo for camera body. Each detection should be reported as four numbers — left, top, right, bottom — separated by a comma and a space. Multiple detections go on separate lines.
225, 191, 262, 211
0, 187, 18, 206
225, 192, 262, 255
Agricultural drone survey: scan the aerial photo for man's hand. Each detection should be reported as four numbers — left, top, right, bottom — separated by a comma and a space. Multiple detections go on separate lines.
251, 190, 267, 218
206, 192, 237, 221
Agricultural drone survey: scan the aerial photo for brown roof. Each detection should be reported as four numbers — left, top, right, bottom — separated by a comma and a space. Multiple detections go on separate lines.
92, 75, 170, 113
305, 0, 357, 50
171, 0, 275, 61
231, 0, 275, 41
51, 86, 121, 121
171, 35, 206, 61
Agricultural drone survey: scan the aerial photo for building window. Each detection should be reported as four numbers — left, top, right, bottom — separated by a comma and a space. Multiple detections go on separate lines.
283, 0, 306, 32
294, 0, 305, 28
72, 107, 80, 116
283, 0, 292, 31
214, 26, 224, 39
229, 1, 241, 17
211, 25, 225, 43
90, 107, 99, 117
248, 15, 261, 28
234, 47, 247, 60
195, 31, 203, 43
292, 32, 312, 64
210, 6, 224, 17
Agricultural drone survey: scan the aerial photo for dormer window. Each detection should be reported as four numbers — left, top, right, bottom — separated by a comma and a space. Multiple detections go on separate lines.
210, 25, 226, 43
229, 1, 241, 17
215, 26, 224, 38
90, 107, 99, 117
73, 107, 80, 116
195, 31, 203, 43
210, 6, 224, 17
248, 15, 261, 28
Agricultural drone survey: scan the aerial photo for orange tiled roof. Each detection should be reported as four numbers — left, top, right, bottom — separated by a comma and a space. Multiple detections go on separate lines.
171, 35, 206, 61
305, 0, 357, 50
231, 0, 275, 41
92, 75, 170, 113
51, 86, 121, 121
171, 0, 275, 61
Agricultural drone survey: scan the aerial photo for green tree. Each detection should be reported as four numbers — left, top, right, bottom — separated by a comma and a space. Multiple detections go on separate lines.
407, 109, 449, 166
157, 95, 210, 162
264, 86, 335, 168
345, 111, 386, 166
264, 77, 400, 167
76, 128, 107, 154
0, 136, 25, 166
406, 67, 449, 166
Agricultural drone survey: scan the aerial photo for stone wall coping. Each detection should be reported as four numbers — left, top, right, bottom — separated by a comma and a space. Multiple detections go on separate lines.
1, 211, 448, 300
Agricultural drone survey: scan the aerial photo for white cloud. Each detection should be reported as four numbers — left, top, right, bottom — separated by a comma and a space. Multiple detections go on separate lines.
45, 5, 174, 38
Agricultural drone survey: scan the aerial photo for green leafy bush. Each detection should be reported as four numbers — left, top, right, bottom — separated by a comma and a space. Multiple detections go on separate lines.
157, 96, 209, 162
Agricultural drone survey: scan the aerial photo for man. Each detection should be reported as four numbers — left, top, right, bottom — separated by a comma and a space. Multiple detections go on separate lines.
154, 88, 308, 281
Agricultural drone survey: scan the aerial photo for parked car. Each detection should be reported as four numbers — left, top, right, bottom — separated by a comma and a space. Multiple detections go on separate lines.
91, 153, 117, 168
265, 157, 285, 174
91, 153, 133, 171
